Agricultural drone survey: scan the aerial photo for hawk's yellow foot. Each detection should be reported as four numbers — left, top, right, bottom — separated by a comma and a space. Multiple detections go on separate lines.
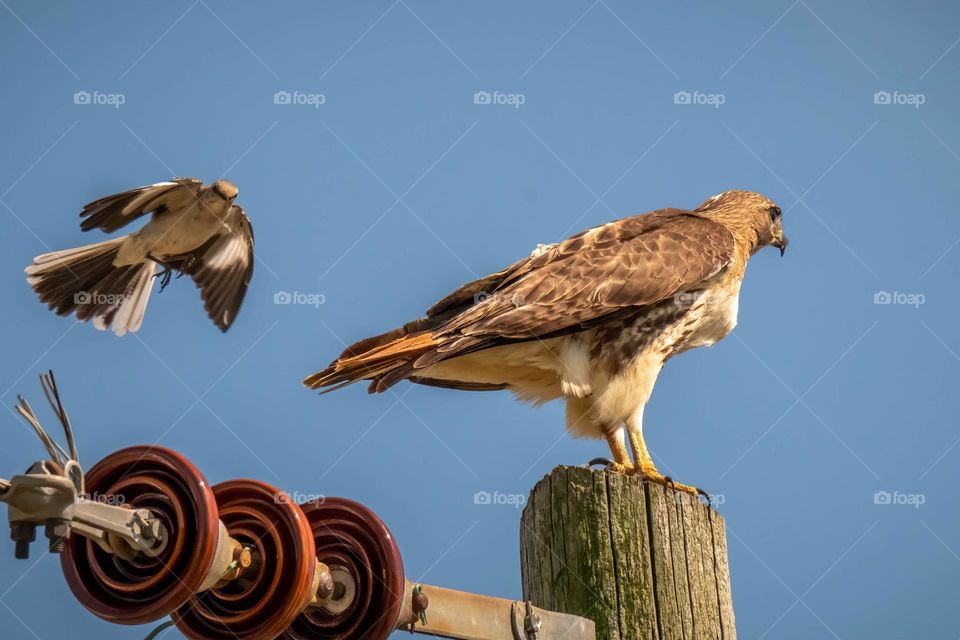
633, 463, 705, 498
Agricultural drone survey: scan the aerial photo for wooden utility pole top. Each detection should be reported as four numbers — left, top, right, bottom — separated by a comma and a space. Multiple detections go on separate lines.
519, 466, 735, 640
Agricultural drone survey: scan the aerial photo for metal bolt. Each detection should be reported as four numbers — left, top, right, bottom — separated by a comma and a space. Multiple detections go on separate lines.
46, 521, 69, 553
316, 568, 335, 600
524, 602, 541, 640
10, 523, 36, 560
45, 519, 70, 554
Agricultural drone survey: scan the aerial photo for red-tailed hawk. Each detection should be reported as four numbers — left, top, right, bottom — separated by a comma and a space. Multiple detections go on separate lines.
26, 178, 254, 335
305, 190, 787, 495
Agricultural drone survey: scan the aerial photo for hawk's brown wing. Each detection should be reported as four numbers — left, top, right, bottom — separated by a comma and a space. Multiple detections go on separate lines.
180, 205, 254, 332
416, 210, 735, 364
79, 177, 202, 233
304, 209, 735, 391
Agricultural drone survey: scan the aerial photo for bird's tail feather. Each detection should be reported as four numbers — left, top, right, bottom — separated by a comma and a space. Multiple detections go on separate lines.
26, 237, 156, 336
303, 329, 439, 393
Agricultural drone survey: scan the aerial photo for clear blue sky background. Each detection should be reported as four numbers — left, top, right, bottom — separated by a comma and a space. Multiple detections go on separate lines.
1, 2, 958, 638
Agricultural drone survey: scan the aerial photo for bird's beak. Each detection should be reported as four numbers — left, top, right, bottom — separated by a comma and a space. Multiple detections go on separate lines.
773, 233, 789, 256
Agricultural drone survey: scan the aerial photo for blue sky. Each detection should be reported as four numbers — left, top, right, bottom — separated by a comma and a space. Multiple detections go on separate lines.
1, 1, 959, 638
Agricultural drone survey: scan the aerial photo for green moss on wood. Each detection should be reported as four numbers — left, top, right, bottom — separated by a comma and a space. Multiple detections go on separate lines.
520, 467, 736, 640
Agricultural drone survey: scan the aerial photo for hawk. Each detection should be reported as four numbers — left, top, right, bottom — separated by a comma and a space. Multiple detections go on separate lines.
26, 178, 254, 336
305, 190, 787, 495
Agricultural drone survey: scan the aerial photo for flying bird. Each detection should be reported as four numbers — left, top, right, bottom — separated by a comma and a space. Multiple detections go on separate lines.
26, 178, 254, 336
304, 190, 788, 495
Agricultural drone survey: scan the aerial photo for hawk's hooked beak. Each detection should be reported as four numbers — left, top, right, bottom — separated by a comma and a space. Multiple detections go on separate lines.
773, 233, 789, 256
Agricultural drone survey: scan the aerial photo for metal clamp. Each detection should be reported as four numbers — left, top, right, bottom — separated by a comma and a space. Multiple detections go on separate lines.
2, 464, 168, 560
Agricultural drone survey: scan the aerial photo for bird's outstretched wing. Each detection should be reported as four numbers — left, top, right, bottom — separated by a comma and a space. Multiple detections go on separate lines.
79, 177, 202, 233
305, 209, 736, 390
180, 205, 254, 332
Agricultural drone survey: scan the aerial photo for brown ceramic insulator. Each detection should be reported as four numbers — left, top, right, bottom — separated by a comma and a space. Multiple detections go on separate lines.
173, 480, 316, 640
281, 498, 405, 640
60, 445, 219, 625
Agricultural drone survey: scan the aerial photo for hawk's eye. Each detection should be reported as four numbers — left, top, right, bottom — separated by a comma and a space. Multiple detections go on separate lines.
769, 206, 782, 221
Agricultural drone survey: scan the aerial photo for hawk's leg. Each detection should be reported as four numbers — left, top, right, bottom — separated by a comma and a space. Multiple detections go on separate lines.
626, 410, 705, 498
603, 426, 633, 474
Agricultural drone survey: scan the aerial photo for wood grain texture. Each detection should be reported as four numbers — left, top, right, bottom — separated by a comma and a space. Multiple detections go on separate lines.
520, 467, 736, 640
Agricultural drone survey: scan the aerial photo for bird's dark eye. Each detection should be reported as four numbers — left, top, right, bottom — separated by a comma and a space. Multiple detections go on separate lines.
769, 206, 782, 221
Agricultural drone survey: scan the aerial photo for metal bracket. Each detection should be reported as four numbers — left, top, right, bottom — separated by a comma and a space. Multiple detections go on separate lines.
2, 464, 167, 559
398, 582, 594, 640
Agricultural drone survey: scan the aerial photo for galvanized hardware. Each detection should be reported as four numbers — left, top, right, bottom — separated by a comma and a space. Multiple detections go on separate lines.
511, 601, 543, 640
44, 517, 70, 553
316, 564, 335, 600
525, 602, 542, 639
303, 561, 337, 606
3, 469, 169, 559
10, 522, 36, 559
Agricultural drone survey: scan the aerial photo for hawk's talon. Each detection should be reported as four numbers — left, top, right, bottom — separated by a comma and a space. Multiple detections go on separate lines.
635, 466, 703, 498
587, 457, 614, 469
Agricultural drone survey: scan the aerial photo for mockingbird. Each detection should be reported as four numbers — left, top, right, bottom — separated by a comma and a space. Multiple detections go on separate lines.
26, 177, 254, 335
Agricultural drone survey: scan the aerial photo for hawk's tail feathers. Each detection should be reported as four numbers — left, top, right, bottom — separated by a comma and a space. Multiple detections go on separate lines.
303, 331, 439, 393
26, 237, 156, 336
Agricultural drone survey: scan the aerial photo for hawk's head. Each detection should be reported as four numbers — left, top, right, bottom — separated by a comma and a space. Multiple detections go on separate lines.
694, 190, 788, 256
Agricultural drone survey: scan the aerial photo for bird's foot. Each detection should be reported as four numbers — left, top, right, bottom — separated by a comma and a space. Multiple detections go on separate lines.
155, 267, 173, 292
148, 254, 175, 292
590, 459, 707, 501
633, 465, 708, 501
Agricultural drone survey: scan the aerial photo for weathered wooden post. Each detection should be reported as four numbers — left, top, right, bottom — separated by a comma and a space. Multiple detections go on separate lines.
520, 466, 735, 640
